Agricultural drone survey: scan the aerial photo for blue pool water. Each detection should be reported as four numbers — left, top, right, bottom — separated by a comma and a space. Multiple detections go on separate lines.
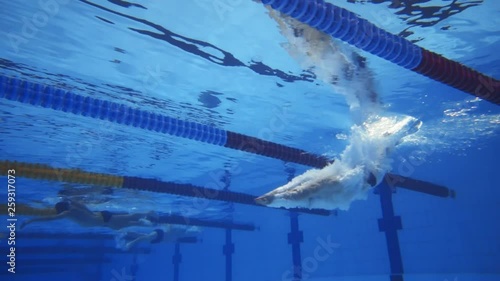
0, 0, 499, 281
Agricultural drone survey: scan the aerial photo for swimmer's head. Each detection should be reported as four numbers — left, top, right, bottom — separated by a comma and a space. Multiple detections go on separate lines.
55, 201, 70, 214
255, 191, 309, 209
254, 194, 274, 206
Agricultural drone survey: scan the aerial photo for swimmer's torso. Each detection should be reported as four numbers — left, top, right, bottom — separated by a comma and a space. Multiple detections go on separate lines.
265, 7, 380, 115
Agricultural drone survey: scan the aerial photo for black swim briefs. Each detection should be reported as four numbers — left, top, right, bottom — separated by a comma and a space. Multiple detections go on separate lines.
150, 229, 164, 244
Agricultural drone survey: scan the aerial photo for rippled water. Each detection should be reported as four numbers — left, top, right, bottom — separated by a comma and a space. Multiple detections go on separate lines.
0, 1, 498, 280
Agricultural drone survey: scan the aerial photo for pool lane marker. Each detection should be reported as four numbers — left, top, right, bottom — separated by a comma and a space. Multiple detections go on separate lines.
0, 76, 455, 199
0, 160, 330, 216
259, 0, 500, 105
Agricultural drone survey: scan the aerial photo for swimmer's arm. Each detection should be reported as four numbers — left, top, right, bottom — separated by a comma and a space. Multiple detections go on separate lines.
20, 211, 69, 229
124, 231, 159, 250
68, 199, 95, 215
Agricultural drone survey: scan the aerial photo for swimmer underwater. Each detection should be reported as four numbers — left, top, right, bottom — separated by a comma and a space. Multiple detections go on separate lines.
20, 199, 159, 230
252, 1, 423, 210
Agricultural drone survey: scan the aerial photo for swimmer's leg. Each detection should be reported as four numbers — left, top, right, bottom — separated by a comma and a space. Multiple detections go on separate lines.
20, 212, 68, 229
124, 231, 159, 250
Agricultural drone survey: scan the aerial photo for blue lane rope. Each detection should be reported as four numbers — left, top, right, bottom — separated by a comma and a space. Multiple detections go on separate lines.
286, 168, 303, 281
0, 75, 330, 168
259, 0, 500, 105
0, 75, 454, 198
262, 0, 422, 69
0, 76, 228, 146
